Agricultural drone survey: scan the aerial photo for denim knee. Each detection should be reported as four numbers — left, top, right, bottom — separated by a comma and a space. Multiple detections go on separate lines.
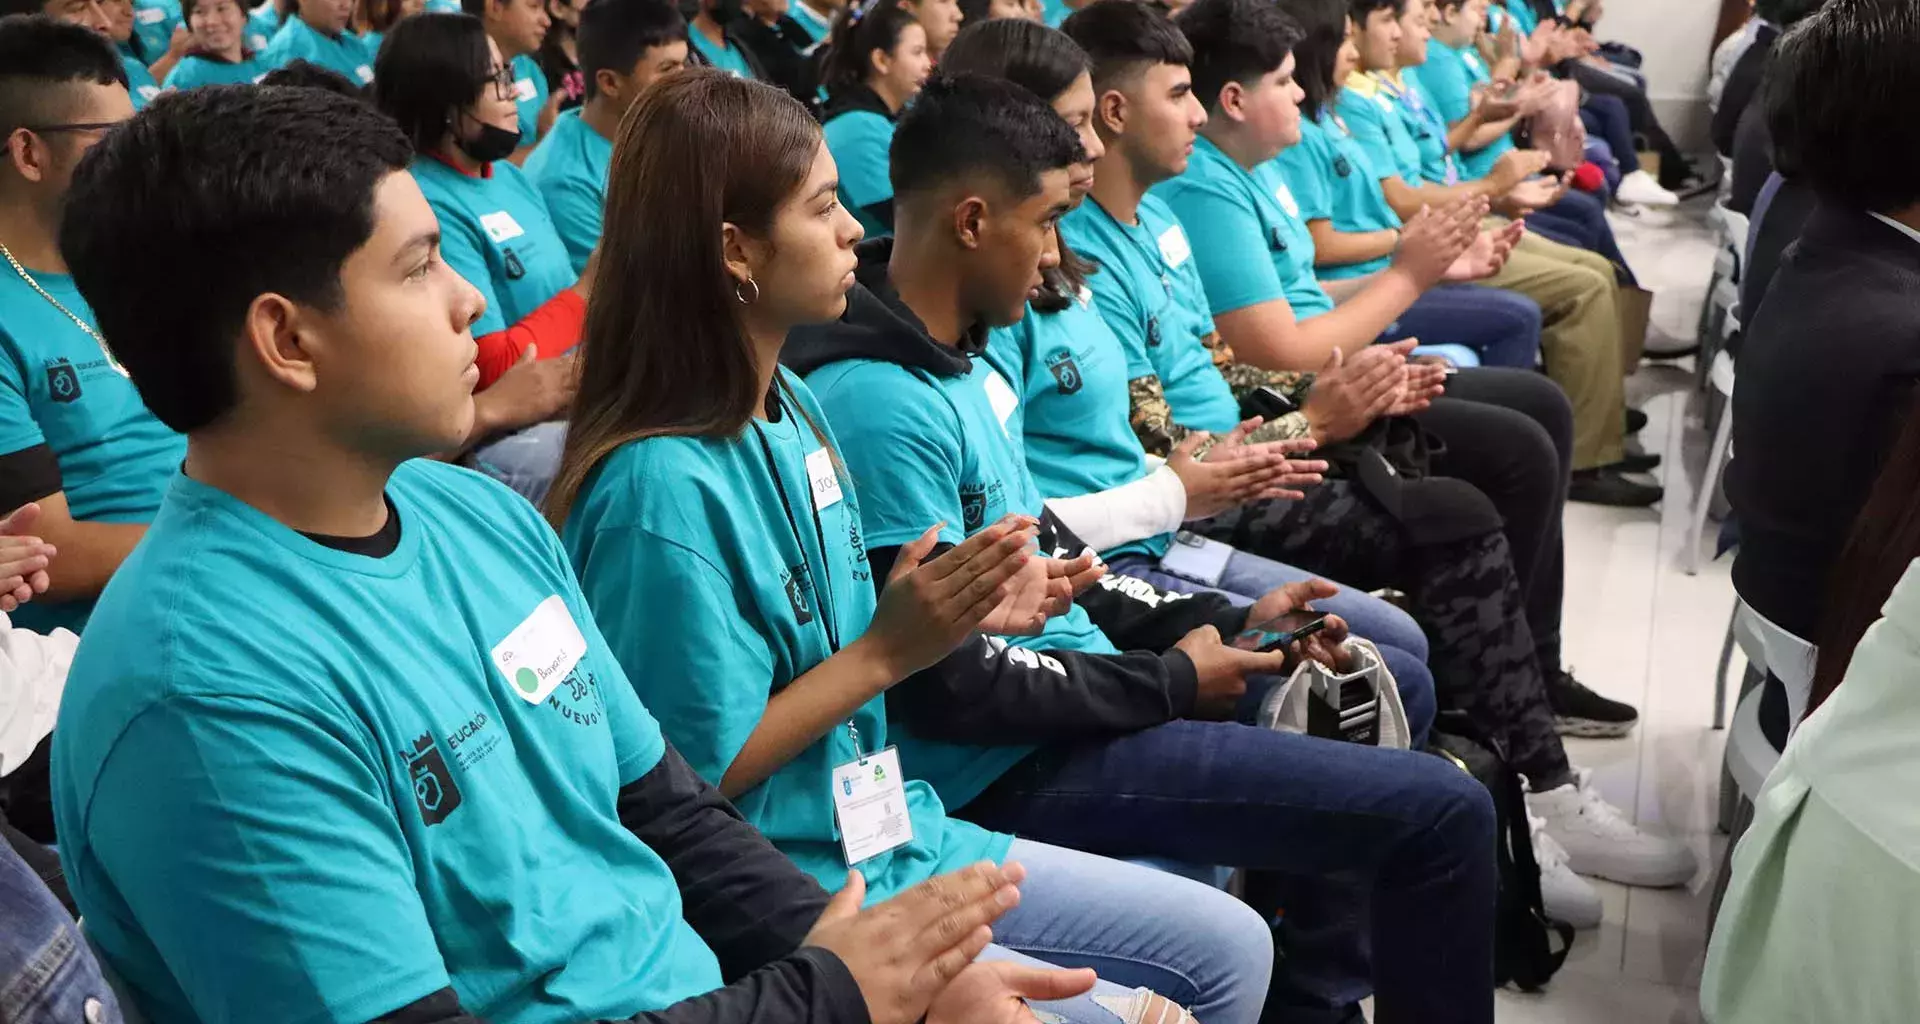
1411, 759, 1498, 877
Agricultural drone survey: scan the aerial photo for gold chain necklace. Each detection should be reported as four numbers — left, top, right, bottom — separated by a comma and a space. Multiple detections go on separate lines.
0, 240, 127, 377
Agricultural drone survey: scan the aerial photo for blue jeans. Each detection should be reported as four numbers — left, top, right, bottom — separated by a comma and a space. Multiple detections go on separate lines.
959, 723, 1496, 1023
0, 829, 123, 1023
1381, 284, 1543, 370
986, 839, 1274, 1024
466, 421, 567, 505
1105, 548, 1435, 745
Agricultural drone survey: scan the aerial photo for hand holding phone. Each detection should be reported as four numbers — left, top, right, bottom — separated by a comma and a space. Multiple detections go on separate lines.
1231, 610, 1328, 653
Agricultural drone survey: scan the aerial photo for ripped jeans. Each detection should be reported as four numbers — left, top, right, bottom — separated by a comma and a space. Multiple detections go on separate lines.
985, 838, 1274, 1024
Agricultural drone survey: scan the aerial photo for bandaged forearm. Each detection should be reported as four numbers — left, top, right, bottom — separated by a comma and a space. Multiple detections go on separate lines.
1042, 464, 1188, 554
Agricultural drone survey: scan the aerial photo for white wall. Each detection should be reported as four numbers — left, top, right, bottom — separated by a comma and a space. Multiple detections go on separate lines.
1591, 0, 1728, 151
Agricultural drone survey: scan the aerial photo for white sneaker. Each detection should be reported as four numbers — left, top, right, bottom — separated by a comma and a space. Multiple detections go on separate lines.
1530, 814, 1604, 929
1526, 768, 1698, 888
1616, 169, 1679, 207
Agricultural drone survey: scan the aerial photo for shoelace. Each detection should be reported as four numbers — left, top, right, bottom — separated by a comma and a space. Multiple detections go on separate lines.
1527, 813, 1574, 871
1566, 769, 1647, 839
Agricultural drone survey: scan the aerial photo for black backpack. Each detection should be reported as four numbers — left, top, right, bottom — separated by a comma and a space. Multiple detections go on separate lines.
1426, 715, 1575, 991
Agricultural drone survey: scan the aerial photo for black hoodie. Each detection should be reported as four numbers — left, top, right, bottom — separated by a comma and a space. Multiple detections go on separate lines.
784, 240, 1246, 752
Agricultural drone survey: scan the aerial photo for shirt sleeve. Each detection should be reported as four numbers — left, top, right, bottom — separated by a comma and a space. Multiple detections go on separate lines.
83, 695, 450, 1024
1158, 184, 1288, 318
540, 174, 604, 277
434, 210, 509, 337
573, 526, 774, 788
827, 116, 895, 212
0, 335, 45, 457
807, 368, 966, 550
1341, 98, 1399, 182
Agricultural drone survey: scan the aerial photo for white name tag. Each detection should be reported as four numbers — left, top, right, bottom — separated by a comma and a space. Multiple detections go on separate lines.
137, 85, 161, 101
491, 595, 588, 704
983, 367, 1020, 432
1274, 183, 1302, 218
353, 64, 374, 83
135, 6, 166, 23
831, 746, 914, 865
1076, 285, 1094, 309
479, 211, 525, 244
512, 76, 537, 101
1156, 224, 1192, 268
805, 447, 843, 511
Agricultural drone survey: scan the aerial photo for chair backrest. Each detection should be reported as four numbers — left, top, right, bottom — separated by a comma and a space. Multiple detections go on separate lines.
1735, 598, 1818, 732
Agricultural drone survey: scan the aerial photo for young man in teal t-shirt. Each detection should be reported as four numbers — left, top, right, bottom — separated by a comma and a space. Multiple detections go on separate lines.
464, 0, 555, 155
525, 0, 688, 273
790, 71, 1501, 1024
52, 78, 1072, 1024
0, 20, 182, 636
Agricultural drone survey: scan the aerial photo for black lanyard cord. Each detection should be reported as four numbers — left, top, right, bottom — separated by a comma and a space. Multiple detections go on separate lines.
751, 403, 842, 654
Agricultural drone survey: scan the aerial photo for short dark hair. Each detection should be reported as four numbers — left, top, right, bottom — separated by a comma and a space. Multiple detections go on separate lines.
0, 15, 128, 140
60, 85, 413, 433
891, 72, 1082, 205
1174, 0, 1301, 113
940, 18, 1088, 103
1060, 0, 1192, 93
258, 58, 368, 96
0, 0, 49, 18
458, 0, 498, 16
1348, 0, 1402, 23
1280, 0, 1350, 118
1768, 0, 1920, 211
820, 0, 917, 94
1754, 0, 1824, 28
578, 0, 686, 98
373, 12, 493, 152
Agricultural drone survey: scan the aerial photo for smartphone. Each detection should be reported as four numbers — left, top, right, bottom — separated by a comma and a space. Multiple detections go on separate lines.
1232, 611, 1328, 653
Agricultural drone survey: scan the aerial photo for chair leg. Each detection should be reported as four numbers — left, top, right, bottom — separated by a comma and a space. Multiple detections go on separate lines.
1687, 392, 1737, 576
1714, 602, 1737, 730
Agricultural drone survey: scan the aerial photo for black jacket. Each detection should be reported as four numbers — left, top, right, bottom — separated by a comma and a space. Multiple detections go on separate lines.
1730, 204, 1920, 639
1712, 22, 1778, 159
728, 14, 819, 105
782, 240, 1246, 744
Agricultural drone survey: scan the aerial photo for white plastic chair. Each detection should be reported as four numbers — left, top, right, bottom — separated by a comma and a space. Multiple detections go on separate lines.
1719, 598, 1817, 808
1697, 203, 1751, 392
1687, 349, 1738, 576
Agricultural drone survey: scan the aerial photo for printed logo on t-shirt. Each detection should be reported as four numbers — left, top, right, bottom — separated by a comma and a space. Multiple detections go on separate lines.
44, 359, 81, 404
1333, 155, 1353, 178
480, 211, 526, 244
403, 733, 464, 825
848, 520, 871, 583
1156, 224, 1192, 268
1046, 350, 1083, 395
512, 76, 538, 101
503, 248, 527, 280
960, 484, 988, 533
781, 565, 814, 624
1274, 183, 1302, 218
443, 710, 502, 771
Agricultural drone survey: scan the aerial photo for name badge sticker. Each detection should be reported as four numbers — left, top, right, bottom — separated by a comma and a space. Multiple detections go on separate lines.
479, 211, 525, 244
512, 77, 538, 101
135, 6, 166, 23
806, 447, 844, 511
1156, 224, 1192, 268
831, 746, 914, 865
1274, 183, 1302, 218
983, 368, 1020, 432
491, 595, 589, 704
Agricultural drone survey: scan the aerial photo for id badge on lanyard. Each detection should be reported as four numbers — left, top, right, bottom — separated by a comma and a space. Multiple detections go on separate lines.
831, 722, 914, 865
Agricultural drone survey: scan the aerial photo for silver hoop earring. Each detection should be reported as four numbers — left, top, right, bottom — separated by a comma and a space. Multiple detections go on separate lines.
735, 277, 761, 305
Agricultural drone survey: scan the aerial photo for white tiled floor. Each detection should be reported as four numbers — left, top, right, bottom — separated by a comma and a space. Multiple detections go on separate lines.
1490, 199, 1736, 1023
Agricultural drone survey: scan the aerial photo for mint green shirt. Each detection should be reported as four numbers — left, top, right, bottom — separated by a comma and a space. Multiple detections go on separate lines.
53, 462, 726, 1023
1061, 195, 1242, 434
564, 369, 1010, 897
1153, 133, 1336, 323
524, 108, 613, 274
1272, 114, 1404, 279
261, 16, 374, 85
0, 271, 182, 634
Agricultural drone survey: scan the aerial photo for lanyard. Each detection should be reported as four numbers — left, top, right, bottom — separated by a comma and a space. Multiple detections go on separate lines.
750, 399, 843, 655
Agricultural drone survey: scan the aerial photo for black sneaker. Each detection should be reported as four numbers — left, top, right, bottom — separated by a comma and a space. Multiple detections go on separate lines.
1569, 468, 1661, 507
1624, 408, 1648, 434
1548, 671, 1639, 737
1610, 451, 1661, 473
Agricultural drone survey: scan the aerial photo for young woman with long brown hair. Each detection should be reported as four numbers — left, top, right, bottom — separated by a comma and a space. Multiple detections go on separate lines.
548, 67, 1271, 1024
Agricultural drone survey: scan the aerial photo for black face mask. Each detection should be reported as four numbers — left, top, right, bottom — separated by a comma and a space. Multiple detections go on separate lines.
456, 120, 522, 165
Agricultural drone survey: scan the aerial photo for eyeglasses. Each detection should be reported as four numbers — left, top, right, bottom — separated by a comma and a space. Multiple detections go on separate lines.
20, 122, 121, 136
485, 64, 516, 100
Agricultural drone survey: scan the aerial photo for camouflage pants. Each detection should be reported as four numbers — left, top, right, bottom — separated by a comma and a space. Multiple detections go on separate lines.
1195, 478, 1570, 783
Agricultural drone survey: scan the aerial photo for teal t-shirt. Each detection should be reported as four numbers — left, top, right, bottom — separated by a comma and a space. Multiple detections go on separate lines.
262, 16, 375, 85
1060, 195, 1240, 435
806, 351, 1120, 805
689, 26, 753, 77
1338, 76, 1424, 185
1272, 113, 1403, 279
563, 369, 1010, 899
244, 3, 282, 52
1414, 37, 1511, 180
52, 462, 726, 1023
1379, 68, 1458, 185
120, 54, 161, 109
1489, 0, 1538, 37
787, 0, 832, 47
412, 157, 576, 337
130, 0, 182, 63
1040, 0, 1073, 26
524, 108, 612, 275
983, 290, 1165, 561
0, 271, 183, 635
509, 53, 549, 144
1153, 133, 1335, 327
823, 109, 897, 239
161, 52, 270, 89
